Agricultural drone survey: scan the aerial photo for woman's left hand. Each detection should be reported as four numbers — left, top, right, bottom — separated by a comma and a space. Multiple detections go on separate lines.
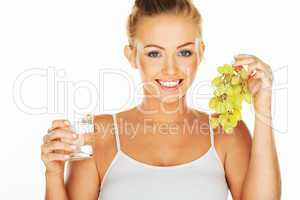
233, 54, 273, 114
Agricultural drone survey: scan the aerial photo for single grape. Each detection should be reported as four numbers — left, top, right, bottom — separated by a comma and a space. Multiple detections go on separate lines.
212, 77, 222, 87
240, 68, 249, 80
231, 76, 240, 85
208, 97, 218, 109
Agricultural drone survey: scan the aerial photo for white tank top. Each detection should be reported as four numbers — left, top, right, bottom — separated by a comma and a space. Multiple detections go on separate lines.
98, 113, 228, 200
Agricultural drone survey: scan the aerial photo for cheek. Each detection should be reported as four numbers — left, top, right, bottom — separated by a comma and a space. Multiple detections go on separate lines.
140, 56, 163, 68
176, 53, 198, 67
139, 58, 162, 76
178, 60, 198, 76
139, 64, 158, 83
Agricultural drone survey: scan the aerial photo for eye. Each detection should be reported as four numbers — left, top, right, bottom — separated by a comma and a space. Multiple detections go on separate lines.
147, 51, 161, 58
178, 50, 193, 57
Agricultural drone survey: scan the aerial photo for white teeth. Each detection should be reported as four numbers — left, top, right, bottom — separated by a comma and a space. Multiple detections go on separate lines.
158, 80, 180, 87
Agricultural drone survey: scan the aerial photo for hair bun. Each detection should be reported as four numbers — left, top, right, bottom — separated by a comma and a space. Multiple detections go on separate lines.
134, 0, 192, 13
134, 0, 161, 12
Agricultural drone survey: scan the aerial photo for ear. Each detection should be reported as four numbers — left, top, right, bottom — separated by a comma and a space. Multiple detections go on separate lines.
124, 45, 138, 69
198, 41, 205, 62
196, 41, 205, 65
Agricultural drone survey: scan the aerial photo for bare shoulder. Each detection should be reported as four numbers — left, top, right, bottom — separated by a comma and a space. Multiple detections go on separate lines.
195, 111, 252, 167
93, 113, 121, 184
93, 114, 115, 143
93, 113, 116, 162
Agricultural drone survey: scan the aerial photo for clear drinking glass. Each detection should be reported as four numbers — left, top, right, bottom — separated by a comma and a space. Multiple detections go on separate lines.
67, 113, 95, 161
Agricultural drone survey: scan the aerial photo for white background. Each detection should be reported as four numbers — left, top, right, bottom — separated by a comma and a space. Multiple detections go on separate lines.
0, 0, 297, 199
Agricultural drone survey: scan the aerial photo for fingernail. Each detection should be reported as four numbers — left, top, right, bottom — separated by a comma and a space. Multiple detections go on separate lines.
71, 145, 77, 150
64, 155, 70, 159
73, 134, 78, 138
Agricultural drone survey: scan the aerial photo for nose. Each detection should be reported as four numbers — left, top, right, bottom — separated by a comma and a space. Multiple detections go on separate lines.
162, 54, 179, 75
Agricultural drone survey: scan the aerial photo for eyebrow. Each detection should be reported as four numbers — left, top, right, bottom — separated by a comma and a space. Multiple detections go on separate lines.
144, 42, 195, 50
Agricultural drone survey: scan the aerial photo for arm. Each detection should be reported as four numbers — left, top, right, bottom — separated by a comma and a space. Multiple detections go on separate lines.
45, 171, 68, 200
232, 54, 281, 199
241, 102, 281, 199
224, 117, 281, 200
42, 120, 76, 200
223, 120, 252, 200
44, 139, 100, 200
65, 133, 101, 200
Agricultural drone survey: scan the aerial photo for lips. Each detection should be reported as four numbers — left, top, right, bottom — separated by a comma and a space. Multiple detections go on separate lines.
155, 79, 184, 90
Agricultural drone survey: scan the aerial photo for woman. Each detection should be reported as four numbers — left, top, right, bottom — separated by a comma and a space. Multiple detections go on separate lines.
41, 0, 281, 199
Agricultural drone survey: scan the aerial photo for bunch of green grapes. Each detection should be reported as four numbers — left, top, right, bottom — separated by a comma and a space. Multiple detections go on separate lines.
208, 64, 252, 134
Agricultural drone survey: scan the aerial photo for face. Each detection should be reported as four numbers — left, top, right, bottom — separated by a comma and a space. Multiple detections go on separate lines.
124, 14, 205, 103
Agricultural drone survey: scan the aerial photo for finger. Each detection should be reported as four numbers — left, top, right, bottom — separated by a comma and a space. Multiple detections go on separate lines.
248, 78, 262, 95
61, 137, 79, 145
247, 62, 273, 84
50, 119, 71, 131
247, 62, 265, 76
234, 54, 257, 60
47, 125, 72, 134
44, 129, 77, 143
42, 141, 77, 154
258, 62, 273, 80
233, 57, 257, 67
251, 70, 272, 88
43, 153, 70, 162
247, 60, 272, 72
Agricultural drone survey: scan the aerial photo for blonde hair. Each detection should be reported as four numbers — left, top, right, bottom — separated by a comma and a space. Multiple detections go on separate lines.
126, 0, 203, 47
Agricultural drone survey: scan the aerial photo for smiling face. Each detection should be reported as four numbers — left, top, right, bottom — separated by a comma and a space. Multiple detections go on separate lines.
124, 13, 205, 103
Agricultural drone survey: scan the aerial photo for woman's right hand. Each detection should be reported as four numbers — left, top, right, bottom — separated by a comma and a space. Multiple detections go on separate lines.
41, 119, 78, 177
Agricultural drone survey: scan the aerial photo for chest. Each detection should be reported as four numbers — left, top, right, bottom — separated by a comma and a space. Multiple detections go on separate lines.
118, 124, 212, 167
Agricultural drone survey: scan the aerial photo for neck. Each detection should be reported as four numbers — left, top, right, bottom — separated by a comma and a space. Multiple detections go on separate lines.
137, 93, 191, 123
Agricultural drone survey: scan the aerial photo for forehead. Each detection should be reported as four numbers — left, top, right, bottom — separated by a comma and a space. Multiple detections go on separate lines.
135, 14, 200, 47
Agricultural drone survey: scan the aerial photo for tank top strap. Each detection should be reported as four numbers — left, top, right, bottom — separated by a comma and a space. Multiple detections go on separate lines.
112, 113, 121, 152
208, 113, 215, 148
